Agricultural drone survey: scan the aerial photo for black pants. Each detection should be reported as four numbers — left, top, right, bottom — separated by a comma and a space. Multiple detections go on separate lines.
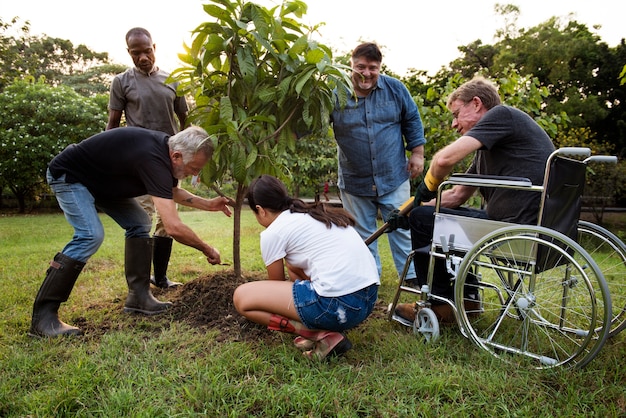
408, 206, 487, 300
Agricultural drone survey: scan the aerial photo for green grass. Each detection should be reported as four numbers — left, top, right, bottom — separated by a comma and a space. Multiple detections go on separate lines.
1, 209, 625, 417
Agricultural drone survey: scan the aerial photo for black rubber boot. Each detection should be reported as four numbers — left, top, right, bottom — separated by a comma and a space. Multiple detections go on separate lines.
124, 237, 172, 315
150, 236, 181, 289
29, 252, 85, 338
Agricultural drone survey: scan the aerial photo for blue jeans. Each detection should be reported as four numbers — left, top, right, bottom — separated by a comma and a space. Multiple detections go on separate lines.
340, 180, 416, 279
47, 169, 152, 262
292, 280, 379, 331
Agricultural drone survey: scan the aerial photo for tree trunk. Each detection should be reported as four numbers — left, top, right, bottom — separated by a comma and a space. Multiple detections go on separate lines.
16, 192, 26, 214
232, 183, 247, 278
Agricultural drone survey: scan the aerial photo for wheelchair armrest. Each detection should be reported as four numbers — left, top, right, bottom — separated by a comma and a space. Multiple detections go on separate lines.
446, 173, 533, 188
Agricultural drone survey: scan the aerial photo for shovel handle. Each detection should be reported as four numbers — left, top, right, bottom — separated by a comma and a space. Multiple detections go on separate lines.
364, 197, 414, 245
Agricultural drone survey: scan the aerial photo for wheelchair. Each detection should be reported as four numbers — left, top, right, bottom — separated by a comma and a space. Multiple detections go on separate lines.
387, 147, 622, 369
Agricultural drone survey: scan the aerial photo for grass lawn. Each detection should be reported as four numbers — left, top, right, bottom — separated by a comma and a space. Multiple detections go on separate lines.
0, 208, 625, 417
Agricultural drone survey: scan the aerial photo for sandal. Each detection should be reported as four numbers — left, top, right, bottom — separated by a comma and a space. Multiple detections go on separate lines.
303, 332, 352, 361
293, 336, 315, 351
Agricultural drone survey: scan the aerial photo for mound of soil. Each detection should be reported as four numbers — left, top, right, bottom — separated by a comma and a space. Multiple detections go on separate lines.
160, 271, 283, 344
79, 270, 388, 344
157, 271, 388, 344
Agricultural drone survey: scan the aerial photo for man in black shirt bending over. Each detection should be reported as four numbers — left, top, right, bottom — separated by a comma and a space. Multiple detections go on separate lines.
29, 126, 231, 338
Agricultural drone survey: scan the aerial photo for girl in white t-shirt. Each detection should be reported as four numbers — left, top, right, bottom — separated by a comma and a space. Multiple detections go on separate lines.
233, 175, 380, 360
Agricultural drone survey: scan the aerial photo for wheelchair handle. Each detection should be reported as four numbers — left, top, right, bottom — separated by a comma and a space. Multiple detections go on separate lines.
555, 147, 591, 158
584, 155, 618, 164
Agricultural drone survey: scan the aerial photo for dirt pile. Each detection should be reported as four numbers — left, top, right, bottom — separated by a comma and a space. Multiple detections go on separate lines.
162, 271, 281, 343
81, 270, 386, 344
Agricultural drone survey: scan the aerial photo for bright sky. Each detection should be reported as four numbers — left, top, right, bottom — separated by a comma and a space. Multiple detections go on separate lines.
2, 0, 624, 76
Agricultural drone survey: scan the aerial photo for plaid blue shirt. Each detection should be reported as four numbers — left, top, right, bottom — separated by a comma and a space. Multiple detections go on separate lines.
331, 74, 426, 197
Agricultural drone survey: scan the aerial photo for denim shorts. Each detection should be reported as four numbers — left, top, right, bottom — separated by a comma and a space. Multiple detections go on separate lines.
292, 280, 379, 331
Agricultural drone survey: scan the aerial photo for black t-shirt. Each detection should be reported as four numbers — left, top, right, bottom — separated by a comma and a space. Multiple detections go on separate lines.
465, 105, 555, 224
48, 127, 176, 199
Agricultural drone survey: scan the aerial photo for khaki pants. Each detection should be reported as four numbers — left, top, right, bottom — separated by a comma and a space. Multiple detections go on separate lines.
135, 194, 172, 237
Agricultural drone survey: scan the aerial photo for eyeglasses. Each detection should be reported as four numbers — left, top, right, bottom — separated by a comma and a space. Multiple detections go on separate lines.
451, 102, 470, 120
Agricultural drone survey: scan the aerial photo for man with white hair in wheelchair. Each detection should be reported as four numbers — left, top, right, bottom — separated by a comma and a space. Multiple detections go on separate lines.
388, 76, 556, 324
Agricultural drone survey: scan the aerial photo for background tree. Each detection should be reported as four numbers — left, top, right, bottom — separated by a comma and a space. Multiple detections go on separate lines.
445, 5, 626, 154
276, 128, 337, 199
173, 0, 353, 277
61, 63, 128, 97
0, 16, 130, 212
554, 127, 626, 223
0, 17, 124, 96
0, 77, 106, 212
492, 18, 609, 130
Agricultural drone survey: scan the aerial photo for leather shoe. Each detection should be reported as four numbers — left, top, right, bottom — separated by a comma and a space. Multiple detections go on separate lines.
394, 303, 417, 322
395, 300, 479, 325
431, 299, 482, 324
431, 303, 455, 324
396, 301, 456, 324
464, 298, 481, 318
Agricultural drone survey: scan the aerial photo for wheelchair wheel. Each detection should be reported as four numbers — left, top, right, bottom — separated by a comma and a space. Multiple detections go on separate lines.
454, 225, 611, 369
413, 308, 440, 343
578, 221, 626, 337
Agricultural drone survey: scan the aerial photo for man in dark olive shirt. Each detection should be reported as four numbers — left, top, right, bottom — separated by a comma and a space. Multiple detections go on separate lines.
107, 27, 190, 289
29, 126, 232, 338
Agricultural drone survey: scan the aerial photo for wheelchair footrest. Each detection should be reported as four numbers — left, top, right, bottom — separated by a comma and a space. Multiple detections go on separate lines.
390, 313, 414, 328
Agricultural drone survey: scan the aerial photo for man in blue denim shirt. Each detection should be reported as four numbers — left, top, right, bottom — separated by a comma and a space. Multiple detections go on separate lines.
331, 42, 426, 281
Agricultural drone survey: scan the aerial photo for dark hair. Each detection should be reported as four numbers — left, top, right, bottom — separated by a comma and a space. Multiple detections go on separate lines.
351, 42, 382, 63
246, 175, 355, 228
125, 27, 152, 44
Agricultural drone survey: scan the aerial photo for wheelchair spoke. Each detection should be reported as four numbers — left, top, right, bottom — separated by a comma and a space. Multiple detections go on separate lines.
578, 221, 626, 337
455, 226, 611, 369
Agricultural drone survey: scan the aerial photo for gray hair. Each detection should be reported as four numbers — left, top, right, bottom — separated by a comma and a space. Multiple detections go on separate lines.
447, 76, 502, 110
168, 126, 213, 164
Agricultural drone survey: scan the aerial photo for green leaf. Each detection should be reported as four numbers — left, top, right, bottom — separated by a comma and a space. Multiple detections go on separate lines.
305, 48, 325, 65
219, 96, 233, 121
203, 4, 231, 21
295, 67, 316, 95
232, 145, 247, 182
245, 147, 258, 169
236, 47, 256, 81
288, 36, 308, 58
256, 86, 276, 103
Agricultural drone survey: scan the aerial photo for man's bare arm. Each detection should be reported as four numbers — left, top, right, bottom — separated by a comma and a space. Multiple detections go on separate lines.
172, 187, 232, 217
151, 196, 222, 264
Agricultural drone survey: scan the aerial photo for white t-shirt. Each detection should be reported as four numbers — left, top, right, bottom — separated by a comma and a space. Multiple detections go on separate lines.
260, 210, 380, 297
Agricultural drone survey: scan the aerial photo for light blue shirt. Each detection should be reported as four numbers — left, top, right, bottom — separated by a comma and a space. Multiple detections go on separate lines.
331, 74, 426, 197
